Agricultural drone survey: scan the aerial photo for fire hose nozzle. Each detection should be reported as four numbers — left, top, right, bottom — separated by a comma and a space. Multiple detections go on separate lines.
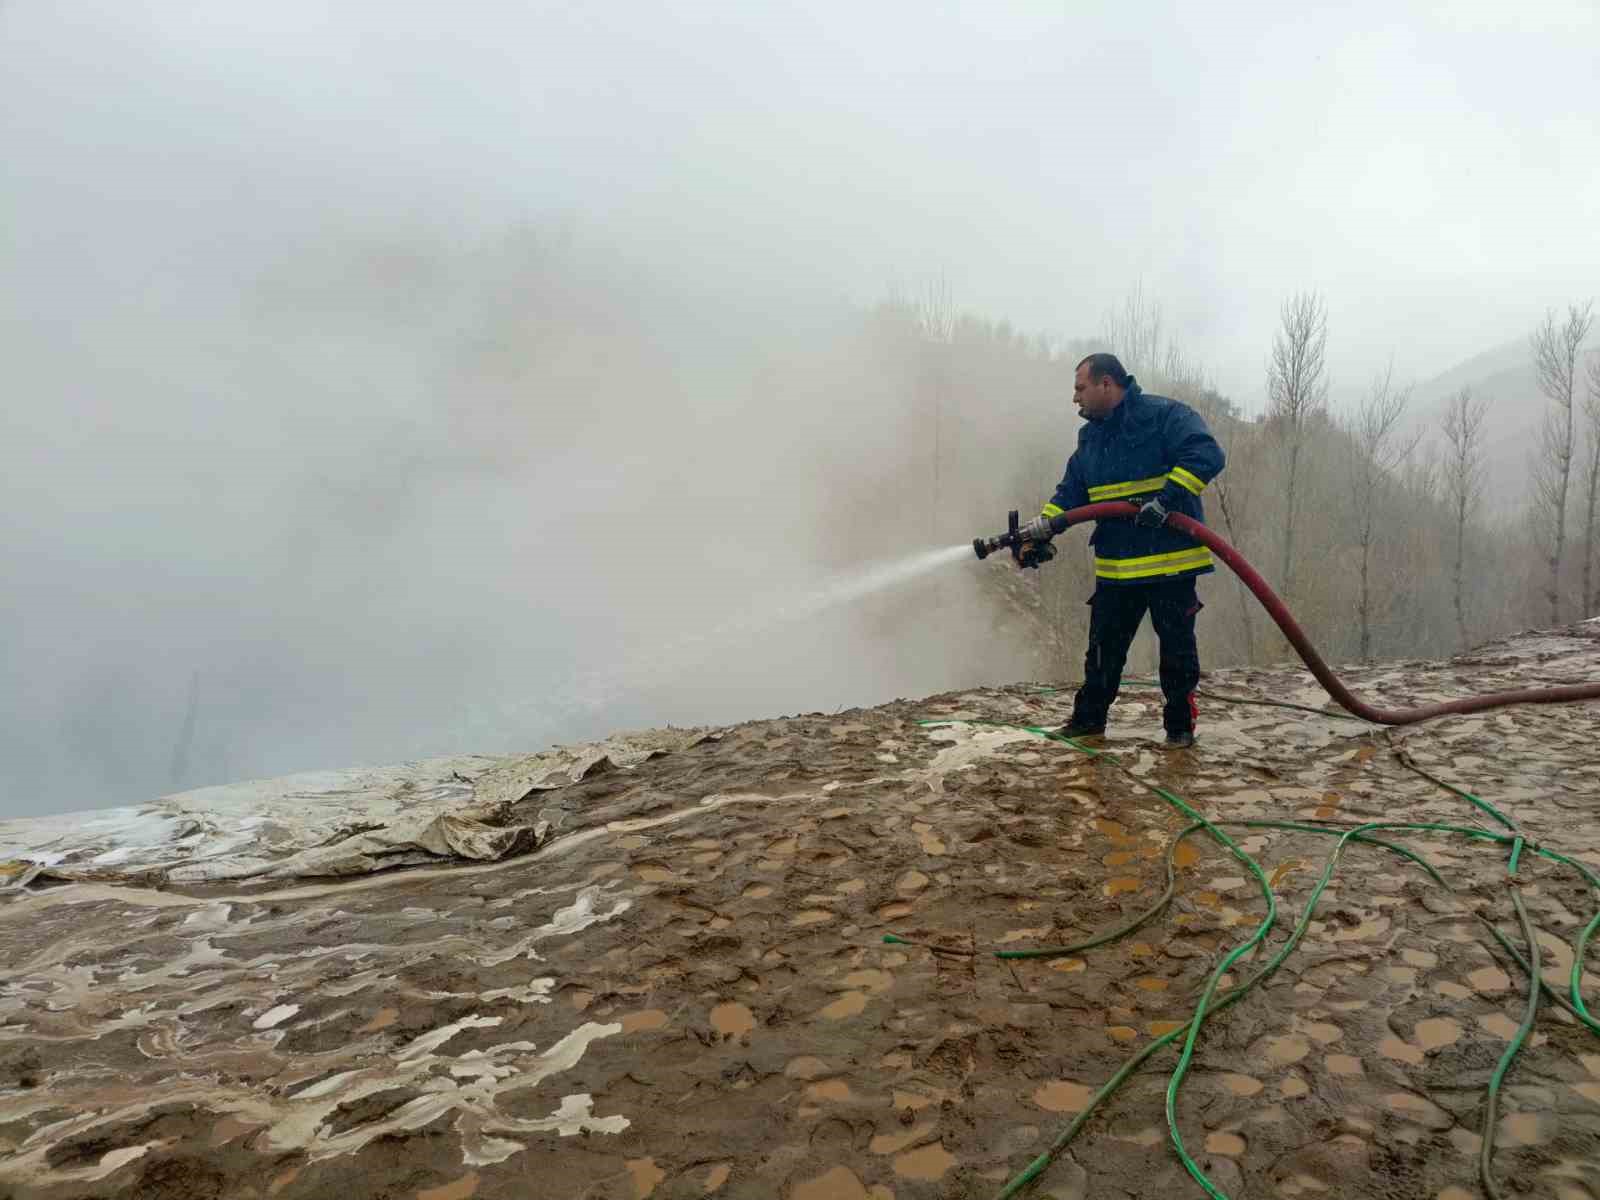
972, 510, 1070, 568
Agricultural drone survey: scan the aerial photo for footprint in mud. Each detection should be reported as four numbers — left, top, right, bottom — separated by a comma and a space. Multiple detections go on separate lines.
1477, 1012, 1546, 1046
1279, 1074, 1310, 1099
417, 1173, 481, 1200
843, 969, 893, 994
1215, 1073, 1263, 1097
621, 1010, 670, 1033
1413, 1017, 1461, 1051
911, 822, 946, 855
1466, 965, 1511, 994
893, 1141, 958, 1181
1204, 1131, 1246, 1156
1032, 1080, 1093, 1112
818, 992, 867, 1021
870, 1123, 935, 1155
626, 1159, 665, 1198
892, 1086, 948, 1111
1258, 1033, 1311, 1066
790, 909, 836, 927
806, 1079, 852, 1102
1303, 1021, 1341, 1045
791, 1166, 888, 1200
710, 1003, 754, 1038
1382, 1091, 1452, 1129
897, 870, 929, 894
1497, 1111, 1557, 1147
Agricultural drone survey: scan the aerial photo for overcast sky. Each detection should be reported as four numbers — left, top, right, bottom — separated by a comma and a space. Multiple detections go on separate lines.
7, 2, 1597, 398
3, 2, 1598, 817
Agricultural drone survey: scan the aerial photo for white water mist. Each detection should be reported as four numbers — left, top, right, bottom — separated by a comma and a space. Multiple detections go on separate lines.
463, 544, 979, 743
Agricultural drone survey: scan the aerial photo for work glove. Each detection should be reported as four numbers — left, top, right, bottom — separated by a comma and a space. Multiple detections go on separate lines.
1016, 539, 1056, 569
1135, 496, 1170, 529
1016, 514, 1054, 542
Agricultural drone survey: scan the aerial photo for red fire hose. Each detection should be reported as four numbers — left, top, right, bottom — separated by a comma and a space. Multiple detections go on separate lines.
1056, 501, 1600, 725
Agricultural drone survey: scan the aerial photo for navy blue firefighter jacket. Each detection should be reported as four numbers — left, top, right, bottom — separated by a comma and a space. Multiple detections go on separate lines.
1042, 377, 1226, 585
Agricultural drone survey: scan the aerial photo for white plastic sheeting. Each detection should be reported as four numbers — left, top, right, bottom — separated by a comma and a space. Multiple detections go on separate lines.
0, 728, 708, 886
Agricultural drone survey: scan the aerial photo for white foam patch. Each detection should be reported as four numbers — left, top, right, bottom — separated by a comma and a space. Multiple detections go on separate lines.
252, 1004, 300, 1030
466, 1093, 631, 1165
482, 978, 556, 1004
397, 1014, 502, 1060
91, 1144, 154, 1180
916, 724, 1040, 787
480, 887, 632, 967
181, 903, 232, 930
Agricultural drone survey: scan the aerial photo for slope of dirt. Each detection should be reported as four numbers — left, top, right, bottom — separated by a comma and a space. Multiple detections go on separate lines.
2, 624, 1599, 1200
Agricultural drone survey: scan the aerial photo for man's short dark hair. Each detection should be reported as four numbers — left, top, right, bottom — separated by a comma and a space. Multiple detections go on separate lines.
1077, 353, 1130, 387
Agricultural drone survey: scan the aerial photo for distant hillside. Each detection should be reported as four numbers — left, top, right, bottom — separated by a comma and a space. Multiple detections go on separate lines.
1407, 338, 1541, 508
1406, 334, 1597, 510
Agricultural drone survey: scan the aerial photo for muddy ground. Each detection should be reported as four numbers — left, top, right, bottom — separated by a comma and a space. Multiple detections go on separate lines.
3, 625, 1600, 1199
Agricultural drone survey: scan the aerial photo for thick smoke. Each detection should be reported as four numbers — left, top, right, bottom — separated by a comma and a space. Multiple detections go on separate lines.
4, 2, 1598, 816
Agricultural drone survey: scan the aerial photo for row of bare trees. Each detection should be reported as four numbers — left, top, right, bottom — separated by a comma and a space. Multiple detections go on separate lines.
838, 282, 1597, 684
1531, 302, 1600, 623
1188, 289, 1597, 669
1439, 386, 1488, 651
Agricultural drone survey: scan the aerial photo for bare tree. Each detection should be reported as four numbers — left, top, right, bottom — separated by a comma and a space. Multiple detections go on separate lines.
1101, 282, 1164, 379
1583, 350, 1600, 616
169, 670, 200, 790
1440, 386, 1489, 649
1267, 291, 1329, 597
1530, 301, 1595, 624
1346, 360, 1420, 660
915, 272, 956, 344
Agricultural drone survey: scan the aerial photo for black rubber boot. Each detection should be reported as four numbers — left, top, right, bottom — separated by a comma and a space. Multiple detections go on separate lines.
1059, 721, 1107, 739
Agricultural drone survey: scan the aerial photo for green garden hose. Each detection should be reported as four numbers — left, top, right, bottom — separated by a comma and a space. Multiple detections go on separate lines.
905, 717, 1596, 1200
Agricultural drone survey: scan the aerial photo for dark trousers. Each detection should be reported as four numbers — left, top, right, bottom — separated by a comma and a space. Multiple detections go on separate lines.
1070, 577, 1202, 735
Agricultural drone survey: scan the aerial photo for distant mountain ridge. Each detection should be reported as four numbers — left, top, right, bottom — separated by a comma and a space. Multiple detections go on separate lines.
1405, 334, 1596, 510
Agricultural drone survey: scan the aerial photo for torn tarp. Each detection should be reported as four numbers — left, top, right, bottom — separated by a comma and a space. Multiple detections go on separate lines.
0, 727, 710, 886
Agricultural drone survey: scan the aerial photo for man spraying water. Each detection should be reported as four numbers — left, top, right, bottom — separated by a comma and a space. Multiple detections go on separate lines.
1001, 353, 1226, 749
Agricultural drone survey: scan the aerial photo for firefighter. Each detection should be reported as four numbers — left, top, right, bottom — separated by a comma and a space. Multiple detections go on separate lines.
1016, 353, 1226, 748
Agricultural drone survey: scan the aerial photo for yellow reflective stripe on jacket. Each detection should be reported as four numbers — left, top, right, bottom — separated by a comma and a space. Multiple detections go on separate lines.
1087, 475, 1168, 501
1167, 466, 1206, 495
1041, 503, 1065, 518
1093, 547, 1213, 579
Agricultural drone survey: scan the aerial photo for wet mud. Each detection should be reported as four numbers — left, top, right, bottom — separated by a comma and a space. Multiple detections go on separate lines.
3, 624, 1600, 1198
